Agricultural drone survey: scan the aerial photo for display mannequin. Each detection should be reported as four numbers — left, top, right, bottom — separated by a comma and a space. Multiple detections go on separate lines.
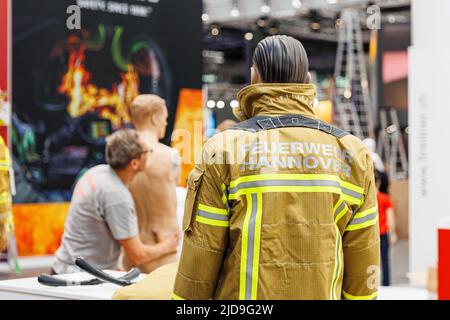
122, 94, 181, 273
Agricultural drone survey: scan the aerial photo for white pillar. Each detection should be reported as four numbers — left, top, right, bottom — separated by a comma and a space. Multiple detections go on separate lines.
409, 0, 450, 284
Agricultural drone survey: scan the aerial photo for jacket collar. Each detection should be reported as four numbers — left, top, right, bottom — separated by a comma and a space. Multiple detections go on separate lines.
234, 83, 317, 121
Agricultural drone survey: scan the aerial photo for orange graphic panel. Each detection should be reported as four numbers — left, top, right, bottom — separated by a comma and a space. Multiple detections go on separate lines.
171, 88, 203, 187
12, 203, 70, 256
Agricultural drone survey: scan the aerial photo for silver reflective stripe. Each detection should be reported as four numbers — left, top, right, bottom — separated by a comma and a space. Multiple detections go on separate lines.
245, 193, 258, 300
348, 212, 378, 226
333, 201, 346, 220
229, 179, 341, 194
331, 227, 342, 300
197, 210, 229, 221
341, 187, 363, 200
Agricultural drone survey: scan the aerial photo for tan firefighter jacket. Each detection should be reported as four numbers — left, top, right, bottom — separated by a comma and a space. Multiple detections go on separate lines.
0, 136, 12, 251
173, 83, 380, 300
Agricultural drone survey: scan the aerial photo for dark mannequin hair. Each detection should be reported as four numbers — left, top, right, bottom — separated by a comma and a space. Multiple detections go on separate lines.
253, 35, 309, 83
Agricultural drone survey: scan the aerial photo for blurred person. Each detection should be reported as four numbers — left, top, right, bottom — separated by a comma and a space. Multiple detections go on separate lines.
216, 119, 237, 133
375, 170, 397, 286
364, 138, 389, 194
121, 95, 181, 273
173, 35, 380, 300
52, 129, 178, 274
363, 138, 384, 173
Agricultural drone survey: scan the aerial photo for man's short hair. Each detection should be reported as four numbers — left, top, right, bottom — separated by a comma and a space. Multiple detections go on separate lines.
130, 94, 166, 128
105, 129, 143, 169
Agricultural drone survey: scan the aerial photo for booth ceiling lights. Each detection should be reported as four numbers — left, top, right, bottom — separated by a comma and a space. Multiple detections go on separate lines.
230, 0, 240, 17
308, 10, 321, 31
210, 24, 221, 36
202, 13, 210, 22
216, 101, 225, 109
230, 100, 239, 108
202, 1, 210, 22
244, 32, 254, 41
207, 100, 216, 109
291, 0, 302, 9
260, 0, 271, 14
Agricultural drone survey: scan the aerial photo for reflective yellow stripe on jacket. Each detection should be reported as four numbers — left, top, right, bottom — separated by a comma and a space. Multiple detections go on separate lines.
228, 174, 364, 205
342, 290, 378, 300
0, 192, 12, 205
228, 173, 364, 300
239, 193, 263, 300
345, 206, 378, 231
171, 293, 186, 300
196, 204, 230, 227
330, 224, 343, 300
0, 150, 12, 172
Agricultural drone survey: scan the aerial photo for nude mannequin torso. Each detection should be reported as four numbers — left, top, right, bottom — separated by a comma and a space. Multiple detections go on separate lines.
122, 135, 180, 273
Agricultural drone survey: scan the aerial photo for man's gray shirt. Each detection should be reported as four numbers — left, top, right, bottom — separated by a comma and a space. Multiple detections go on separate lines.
53, 165, 138, 274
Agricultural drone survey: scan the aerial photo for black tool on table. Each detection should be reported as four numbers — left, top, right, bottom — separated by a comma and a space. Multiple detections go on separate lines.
37, 257, 140, 287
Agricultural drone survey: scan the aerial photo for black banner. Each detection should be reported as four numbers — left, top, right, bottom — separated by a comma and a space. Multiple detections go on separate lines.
12, 0, 202, 202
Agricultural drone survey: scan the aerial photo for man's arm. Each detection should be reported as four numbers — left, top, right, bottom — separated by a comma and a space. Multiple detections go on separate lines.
119, 232, 178, 268
342, 152, 380, 300
104, 201, 177, 268
172, 143, 229, 300
387, 207, 398, 245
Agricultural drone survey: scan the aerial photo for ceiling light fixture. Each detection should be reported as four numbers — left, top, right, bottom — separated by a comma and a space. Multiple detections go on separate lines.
260, 0, 271, 14
207, 100, 216, 109
217, 101, 225, 109
230, 0, 240, 17
202, 13, 210, 22
291, 0, 302, 9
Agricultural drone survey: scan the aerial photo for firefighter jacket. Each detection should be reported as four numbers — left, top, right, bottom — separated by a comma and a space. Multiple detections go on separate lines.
173, 83, 380, 300
0, 136, 12, 251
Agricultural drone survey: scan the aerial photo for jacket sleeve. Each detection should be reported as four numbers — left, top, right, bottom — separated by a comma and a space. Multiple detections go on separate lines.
172, 143, 229, 300
0, 139, 12, 252
341, 151, 380, 300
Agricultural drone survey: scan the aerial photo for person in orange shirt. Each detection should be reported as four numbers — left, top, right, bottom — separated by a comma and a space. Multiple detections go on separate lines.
375, 170, 398, 286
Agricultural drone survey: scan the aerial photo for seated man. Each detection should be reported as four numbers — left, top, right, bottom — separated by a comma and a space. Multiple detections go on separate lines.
52, 129, 178, 274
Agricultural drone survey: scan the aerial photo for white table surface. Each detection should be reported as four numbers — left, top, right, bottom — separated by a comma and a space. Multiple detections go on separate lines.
0, 271, 431, 300
0, 271, 147, 300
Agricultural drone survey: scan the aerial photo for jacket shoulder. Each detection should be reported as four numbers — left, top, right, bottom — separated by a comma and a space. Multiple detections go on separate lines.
340, 134, 374, 175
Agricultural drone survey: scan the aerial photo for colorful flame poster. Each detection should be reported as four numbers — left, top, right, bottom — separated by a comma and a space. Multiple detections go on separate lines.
171, 89, 203, 187
11, 0, 202, 255
12, 203, 69, 256
12, 0, 202, 202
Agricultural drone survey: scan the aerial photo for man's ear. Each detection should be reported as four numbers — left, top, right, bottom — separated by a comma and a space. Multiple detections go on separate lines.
130, 159, 139, 171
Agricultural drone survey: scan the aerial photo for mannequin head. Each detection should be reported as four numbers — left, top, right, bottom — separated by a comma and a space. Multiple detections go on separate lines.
251, 35, 311, 85
130, 94, 168, 139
